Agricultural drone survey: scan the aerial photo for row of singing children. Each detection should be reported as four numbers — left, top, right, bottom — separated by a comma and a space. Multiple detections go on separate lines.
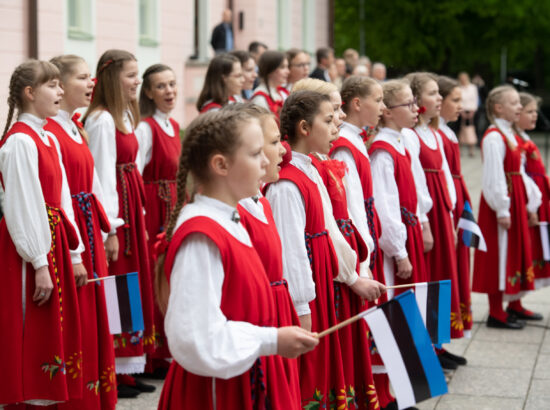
0, 50, 185, 408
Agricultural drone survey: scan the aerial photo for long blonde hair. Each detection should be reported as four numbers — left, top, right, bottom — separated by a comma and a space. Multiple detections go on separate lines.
83, 49, 140, 133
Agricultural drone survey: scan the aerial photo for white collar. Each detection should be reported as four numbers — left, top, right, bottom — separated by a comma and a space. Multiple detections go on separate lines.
438, 117, 458, 143
341, 121, 362, 135
18, 113, 49, 144
51, 110, 83, 143
518, 129, 531, 141
239, 194, 267, 224
373, 127, 406, 154
290, 150, 315, 181
154, 108, 170, 123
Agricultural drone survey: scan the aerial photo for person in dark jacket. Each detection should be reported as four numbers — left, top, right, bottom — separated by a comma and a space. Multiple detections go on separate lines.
310, 47, 334, 82
211, 9, 234, 54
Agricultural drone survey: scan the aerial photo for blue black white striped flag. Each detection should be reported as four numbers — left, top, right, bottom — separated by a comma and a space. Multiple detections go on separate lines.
364, 290, 447, 409
457, 200, 486, 251
102, 272, 144, 334
413, 280, 451, 345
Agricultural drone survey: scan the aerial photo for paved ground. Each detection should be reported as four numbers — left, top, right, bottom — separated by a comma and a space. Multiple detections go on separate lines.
120, 142, 550, 409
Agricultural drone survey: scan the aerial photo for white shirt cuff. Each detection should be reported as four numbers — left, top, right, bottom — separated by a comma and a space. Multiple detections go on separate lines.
343, 272, 359, 286
496, 209, 511, 218
419, 213, 429, 223
31, 254, 49, 270
394, 248, 409, 261
257, 326, 278, 356
294, 303, 311, 317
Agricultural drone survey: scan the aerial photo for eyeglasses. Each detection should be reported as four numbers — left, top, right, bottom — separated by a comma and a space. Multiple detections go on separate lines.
290, 63, 310, 68
388, 98, 417, 111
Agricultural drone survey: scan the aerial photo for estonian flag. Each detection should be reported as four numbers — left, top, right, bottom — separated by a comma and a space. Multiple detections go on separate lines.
538, 222, 550, 262
364, 290, 447, 409
414, 280, 451, 345
457, 200, 487, 251
102, 272, 145, 335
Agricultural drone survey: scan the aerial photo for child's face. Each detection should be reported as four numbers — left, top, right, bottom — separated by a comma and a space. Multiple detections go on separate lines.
440, 87, 462, 122
419, 79, 442, 120
61, 61, 94, 110
358, 83, 385, 128
120, 60, 141, 103
269, 58, 289, 87
30, 78, 64, 119
242, 58, 258, 91
288, 52, 310, 84
496, 90, 522, 123
329, 91, 346, 128
261, 116, 286, 184
305, 100, 338, 155
516, 101, 538, 131
223, 61, 244, 97
388, 87, 419, 130
226, 119, 268, 200
146, 69, 177, 114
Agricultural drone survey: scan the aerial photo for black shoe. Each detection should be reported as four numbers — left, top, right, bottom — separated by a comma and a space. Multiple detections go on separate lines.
439, 349, 467, 365
136, 367, 168, 380
506, 307, 543, 321
438, 353, 458, 370
133, 378, 156, 393
487, 315, 524, 329
117, 384, 141, 398
381, 401, 398, 410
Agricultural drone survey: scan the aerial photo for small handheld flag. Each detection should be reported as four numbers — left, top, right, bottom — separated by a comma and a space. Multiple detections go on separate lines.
457, 200, 487, 252
101, 272, 145, 335
364, 290, 447, 409
413, 280, 451, 345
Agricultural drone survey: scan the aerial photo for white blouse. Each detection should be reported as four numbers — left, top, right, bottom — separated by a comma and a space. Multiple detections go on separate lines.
239, 194, 268, 224
370, 128, 413, 260
438, 117, 459, 144
135, 109, 176, 174
331, 122, 375, 263
85, 110, 129, 234
0, 113, 83, 269
482, 118, 541, 217
266, 151, 359, 316
250, 83, 284, 110
165, 194, 277, 379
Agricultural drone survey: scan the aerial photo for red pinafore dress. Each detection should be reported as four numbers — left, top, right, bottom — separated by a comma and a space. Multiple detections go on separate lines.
45, 118, 117, 409
415, 128, 464, 338
330, 138, 386, 291
309, 155, 379, 410
473, 128, 535, 295
141, 117, 181, 364
0, 122, 82, 405
109, 128, 155, 358
251, 90, 284, 118
439, 129, 473, 331
158, 216, 299, 410
238, 196, 301, 405
521, 135, 550, 284
369, 141, 428, 289
268, 163, 349, 409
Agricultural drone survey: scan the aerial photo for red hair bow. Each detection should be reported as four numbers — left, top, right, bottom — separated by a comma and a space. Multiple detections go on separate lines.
72, 112, 84, 129
417, 105, 427, 114
153, 232, 170, 262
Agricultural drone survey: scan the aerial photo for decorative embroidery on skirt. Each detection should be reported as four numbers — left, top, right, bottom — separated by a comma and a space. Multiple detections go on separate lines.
47, 205, 63, 330
116, 163, 136, 256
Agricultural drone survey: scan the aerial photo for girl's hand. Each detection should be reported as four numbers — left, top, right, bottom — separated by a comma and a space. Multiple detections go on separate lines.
73, 263, 88, 287
276, 326, 319, 358
104, 234, 119, 263
422, 222, 434, 252
298, 314, 312, 332
497, 217, 511, 230
395, 256, 413, 279
528, 212, 539, 227
33, 266, 54, 306
350, 277, 386, 301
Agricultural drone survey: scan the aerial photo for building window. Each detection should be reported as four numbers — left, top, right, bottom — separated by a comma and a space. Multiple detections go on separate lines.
139, 0, 159, 47
67, 0, 93, 40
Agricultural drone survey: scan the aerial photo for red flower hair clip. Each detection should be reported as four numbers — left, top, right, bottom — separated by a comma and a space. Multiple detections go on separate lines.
417, 106, 427, 115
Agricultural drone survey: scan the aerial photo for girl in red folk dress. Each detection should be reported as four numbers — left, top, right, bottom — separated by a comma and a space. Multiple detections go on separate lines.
230, 103, 301, 406
292, 78, 385, 410
45, 55, 117, 409
196, 54, 244, 113
251, 51, 290, 118
0, 60, 84, 408
229, 50, 258, 101
401, 72, 465, 368
473, 86, 542, 328
83, 50, 155, 398
516, 92, 550, 293
436, 76, 474, 336
155, 109, 318, 410
136, 64, 181, 377
265, 91, 350, 409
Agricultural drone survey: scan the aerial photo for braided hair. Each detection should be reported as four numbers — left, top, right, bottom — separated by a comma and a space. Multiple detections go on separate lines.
155, 108, 257, 313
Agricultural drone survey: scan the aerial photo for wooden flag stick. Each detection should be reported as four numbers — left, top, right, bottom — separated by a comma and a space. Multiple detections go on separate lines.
317, 282, 420, 338
87, 276, 109, 283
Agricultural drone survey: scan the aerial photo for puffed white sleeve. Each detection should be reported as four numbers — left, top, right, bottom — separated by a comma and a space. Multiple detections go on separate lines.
0, 133, 51, 269
370, 149, 408, 260
331, 148, 374, 255
481, 132, 510, 217
50, 135, 84, 264
436, 132, 457, 210
135, 121, 153, 174
402, 130, 433, 222
165, 233, 277, 379
265, 181, 315, 316
86, 112, 123, 235
520, 154, 542, 213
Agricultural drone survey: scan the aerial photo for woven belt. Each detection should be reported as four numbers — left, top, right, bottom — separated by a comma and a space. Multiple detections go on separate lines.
400, 206, 418, 227
116, 163, 136, 256
336, 218, 355, 237
364, 196, 377, 270
145, 179, 176, 232
304, 230, 328, 265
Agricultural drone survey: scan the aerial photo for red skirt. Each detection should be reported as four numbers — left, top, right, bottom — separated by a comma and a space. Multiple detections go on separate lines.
0, 207, 82, 405
57, 193, 117, 410
529, 173, 550, 284
110, 165, 155, 358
